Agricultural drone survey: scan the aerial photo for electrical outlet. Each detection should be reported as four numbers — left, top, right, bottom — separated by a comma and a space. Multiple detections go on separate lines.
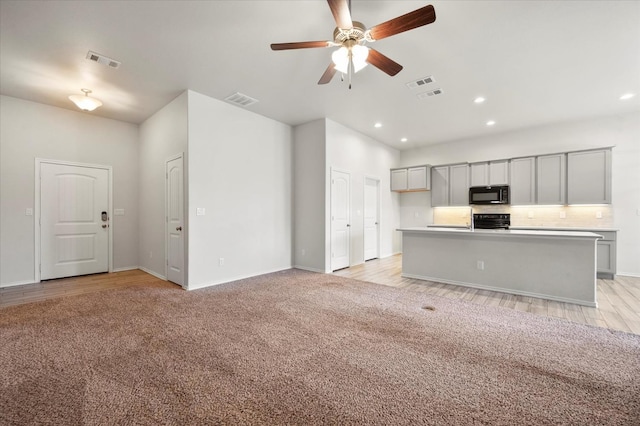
559, 211, 566, 219
476, 260, 485, 270
528, 211, 534, 219
301, 249, 306, 256
219, 257, 224, 266
596, 211, 602, 219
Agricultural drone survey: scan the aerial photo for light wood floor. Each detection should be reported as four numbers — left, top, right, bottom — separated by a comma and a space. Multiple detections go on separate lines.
334, 255, 640, 335
0, 269, 178, 309
2, 258, 639, 335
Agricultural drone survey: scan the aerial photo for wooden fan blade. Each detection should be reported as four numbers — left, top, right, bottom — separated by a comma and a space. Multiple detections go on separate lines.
318, 63, 337, 85
368, 5, 436, 41
271, 41, 330, 51
366, 48, 403, 76
327, 0, 352, 29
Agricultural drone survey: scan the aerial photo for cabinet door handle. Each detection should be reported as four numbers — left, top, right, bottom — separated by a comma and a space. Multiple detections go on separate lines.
176, 226, 182, 231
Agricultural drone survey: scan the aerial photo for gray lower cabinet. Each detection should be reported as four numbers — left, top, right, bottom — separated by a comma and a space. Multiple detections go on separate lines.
594, 231, 617, 279
516, 227, 617, 279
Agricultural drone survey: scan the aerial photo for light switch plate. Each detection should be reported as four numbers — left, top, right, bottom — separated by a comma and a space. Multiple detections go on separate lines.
196, 208, 205, 216
25, 208, 33, 216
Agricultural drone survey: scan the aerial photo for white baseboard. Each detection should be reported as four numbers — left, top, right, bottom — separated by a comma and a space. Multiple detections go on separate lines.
618, 272, 640, 278
293, 265, 326, 273
112, 266, 139, 273
0, 279, 37, 288
187, 266, 293, 291
138, 267, 166, 281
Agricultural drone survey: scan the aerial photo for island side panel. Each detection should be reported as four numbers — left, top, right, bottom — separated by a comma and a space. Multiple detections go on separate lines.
401, 231, 597, 306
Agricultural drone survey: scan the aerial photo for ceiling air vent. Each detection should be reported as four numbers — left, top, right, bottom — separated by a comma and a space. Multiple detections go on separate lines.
416, 88, 444, 100
224, 92, 259, 107
406, 76, 434, 89
86, 50, 121, 69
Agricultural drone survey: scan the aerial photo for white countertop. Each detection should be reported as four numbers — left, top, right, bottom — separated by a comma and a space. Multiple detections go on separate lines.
510, 226, 618, 232
398, 227, 603, 239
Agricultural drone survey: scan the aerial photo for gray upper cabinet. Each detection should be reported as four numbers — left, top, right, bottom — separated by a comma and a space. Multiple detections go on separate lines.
470, 160, 509, 186
449, 164, 470, 206
510, 157, 536, 205
488, 160, 509, 185
537, 153, 566, 205
408, 166, 430, 191
470, 162, 489, 186
391, 165, 430, 192
567, 148, 612, 204
431, 163, 468, 206
430, 166, 449, 206
390, 169, 408, 191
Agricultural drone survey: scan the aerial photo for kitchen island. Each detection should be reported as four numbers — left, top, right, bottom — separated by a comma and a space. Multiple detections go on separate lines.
398, 227, 603, 307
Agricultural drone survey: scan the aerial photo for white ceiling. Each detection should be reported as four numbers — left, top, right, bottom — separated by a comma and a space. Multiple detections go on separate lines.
1, 0, 639, 150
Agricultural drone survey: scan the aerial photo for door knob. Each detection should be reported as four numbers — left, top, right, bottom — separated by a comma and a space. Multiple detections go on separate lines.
176, 226, 182, 231
102, 224, 107, 229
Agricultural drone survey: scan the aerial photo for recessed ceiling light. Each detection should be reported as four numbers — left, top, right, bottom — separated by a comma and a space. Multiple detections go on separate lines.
486, 120, 496, 126
620, 93, 635, 100
374, 122, 382, 128
400, 138, 408, 143
474, 97, 486, 104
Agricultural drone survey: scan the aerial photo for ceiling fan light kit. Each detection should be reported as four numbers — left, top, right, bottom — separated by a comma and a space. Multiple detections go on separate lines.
270, 0, 436, 88
69, 88, 102, 111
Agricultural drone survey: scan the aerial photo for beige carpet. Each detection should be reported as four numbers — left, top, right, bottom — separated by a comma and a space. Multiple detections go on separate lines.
1, 269, 639, 425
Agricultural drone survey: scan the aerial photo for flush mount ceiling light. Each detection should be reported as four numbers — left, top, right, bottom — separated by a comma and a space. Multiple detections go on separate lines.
374, 122, 382, 128
69, 88, 102, 111
400, 137, 408, 142
474, 97, 486, 104
486, 120, 496, 126
619, 93, 635, 100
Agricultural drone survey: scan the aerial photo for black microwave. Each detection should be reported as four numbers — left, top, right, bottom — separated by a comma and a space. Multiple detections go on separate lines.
469, 185, 510, 205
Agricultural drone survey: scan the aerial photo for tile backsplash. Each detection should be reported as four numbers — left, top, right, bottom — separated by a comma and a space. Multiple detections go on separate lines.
434, 205, 614, 229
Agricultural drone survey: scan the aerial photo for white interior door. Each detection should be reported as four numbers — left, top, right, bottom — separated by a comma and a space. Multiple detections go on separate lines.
166, 155, 184, 286
364, 177, 380, 261
40, 163, 109, 280
331, 169, 350, 271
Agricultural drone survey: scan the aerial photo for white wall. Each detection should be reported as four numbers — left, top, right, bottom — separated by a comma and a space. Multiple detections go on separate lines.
399, 112, 640, 276
326, 119, 401, 269
0, 95, 139, 286
138, 91, 188, 280
186, 90, 292, 289
293, 119, 327, 272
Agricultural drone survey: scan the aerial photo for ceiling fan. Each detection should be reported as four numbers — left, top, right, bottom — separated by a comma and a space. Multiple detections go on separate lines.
270, 0, 436, 88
